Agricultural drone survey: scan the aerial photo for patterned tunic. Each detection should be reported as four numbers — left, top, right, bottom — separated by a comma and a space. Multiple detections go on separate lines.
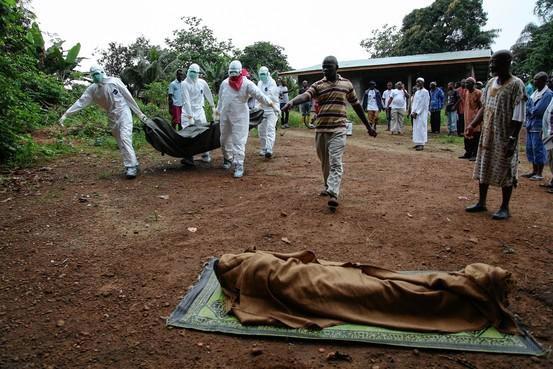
473, 76, 526, 187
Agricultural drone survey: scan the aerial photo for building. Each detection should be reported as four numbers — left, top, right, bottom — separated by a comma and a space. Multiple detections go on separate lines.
279, 49, 492, 96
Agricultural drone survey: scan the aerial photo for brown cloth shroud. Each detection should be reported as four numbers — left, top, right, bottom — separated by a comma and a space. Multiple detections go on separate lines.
214, 250, 518, 334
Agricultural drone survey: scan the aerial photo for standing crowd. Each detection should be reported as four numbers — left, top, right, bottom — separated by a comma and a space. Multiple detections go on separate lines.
59, 50, 551, 216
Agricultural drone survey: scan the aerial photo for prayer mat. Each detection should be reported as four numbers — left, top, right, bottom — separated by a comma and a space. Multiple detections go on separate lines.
167, 258, 545, 356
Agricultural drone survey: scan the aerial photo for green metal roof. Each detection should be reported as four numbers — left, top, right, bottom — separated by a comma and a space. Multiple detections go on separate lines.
281, 49, 492, 75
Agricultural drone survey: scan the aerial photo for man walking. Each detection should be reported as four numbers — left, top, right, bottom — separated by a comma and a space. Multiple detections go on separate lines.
181, 63, 216, 163
217, 61, 278, 178
429, 82, 444, 133
281, 56, 377, 211
257, 66, 280, 158
465, 50, 526, 220
168, 69, 191, 131
59, 65, 148, 179
411, 78, 430, 151
278, 79, 290, 128
362, 81, 384, 131
388, 82, 408, 135
522, 72, 552, 181
382, 82, 393, 131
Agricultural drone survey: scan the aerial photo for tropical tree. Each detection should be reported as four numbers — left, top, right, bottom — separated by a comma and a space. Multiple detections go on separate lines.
237, 41, 291, 73
511, 0, 553, 79
360, 0, 498, 57
203, 58, 230, 93
0, 0, 67, 164
25, 21, 82, 81
360, 24, 402, 58
166, 16, 236, 69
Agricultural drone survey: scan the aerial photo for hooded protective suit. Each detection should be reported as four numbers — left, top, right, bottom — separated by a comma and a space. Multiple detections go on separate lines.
182, 63, 216, 161
256, 66, 280, 156
217, 61, 276, 175
61, 66, 145, 169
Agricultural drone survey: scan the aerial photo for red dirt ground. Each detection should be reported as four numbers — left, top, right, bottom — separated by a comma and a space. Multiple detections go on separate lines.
1, 125, 552, 369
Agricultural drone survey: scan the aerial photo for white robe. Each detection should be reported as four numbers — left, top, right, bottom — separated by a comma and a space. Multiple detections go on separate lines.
412, 88, 430, 145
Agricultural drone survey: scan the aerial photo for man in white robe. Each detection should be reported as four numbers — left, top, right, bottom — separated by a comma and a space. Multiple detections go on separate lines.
411, 77, 430, 151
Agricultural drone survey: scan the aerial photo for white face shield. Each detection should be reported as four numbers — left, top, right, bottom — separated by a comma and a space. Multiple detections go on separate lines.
258, 66, 269, 83
228, 60, 242, 77
187, 63, 200, 81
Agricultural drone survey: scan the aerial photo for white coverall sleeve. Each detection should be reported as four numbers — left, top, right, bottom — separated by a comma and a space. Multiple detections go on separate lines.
201, 80, 215, 108
182, 85, 193, 118
64, 86, 94, 116
216, 83, 224, 114
247, 82, 273, 107
115, 79, 144, 118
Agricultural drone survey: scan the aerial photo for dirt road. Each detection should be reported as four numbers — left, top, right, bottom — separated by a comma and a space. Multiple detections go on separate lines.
1, 126, 551, 368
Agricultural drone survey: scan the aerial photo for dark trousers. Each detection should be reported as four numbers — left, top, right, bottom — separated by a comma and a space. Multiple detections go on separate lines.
464, 131, 481, 157
457, 114, 465, 136
430, 111, 441, 133
280, 103, 289, 125
386, 108, 391, 130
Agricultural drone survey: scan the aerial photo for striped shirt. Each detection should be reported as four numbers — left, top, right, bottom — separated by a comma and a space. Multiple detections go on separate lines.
305, 75, 359, 132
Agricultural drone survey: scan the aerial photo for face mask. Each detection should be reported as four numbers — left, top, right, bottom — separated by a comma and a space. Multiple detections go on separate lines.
92, 73, 104, 84
187, 70, 198, 81
259, 73, 268, 83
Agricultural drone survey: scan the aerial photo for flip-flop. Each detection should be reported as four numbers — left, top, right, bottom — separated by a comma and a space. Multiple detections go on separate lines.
547, 188, 553, 194
539, 183, 553, 188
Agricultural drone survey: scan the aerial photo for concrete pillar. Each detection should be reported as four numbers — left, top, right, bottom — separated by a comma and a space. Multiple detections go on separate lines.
351, 78, 363, 100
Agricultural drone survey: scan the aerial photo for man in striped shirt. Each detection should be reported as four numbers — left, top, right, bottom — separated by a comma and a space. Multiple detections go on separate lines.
282, 56, 377, 210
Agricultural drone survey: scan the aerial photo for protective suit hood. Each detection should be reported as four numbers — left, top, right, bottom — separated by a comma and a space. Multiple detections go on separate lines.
228, 60, 242, 77
258, 66, 270, 83
187, 63, 200, 81
90, 65, 106, 84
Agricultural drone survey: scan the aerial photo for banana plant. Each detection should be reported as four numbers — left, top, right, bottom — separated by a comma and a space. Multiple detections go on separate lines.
203, 58, 229, 93
25, 22, 82, 81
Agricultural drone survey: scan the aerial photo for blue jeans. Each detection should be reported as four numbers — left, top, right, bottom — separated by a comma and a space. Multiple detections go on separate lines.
526, 131, 546, 164
447, 111, 458, 134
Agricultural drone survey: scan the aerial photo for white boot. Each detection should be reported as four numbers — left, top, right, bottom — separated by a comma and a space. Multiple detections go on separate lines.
125, 166, 138, 179
233, 164, 244, 178
222, 159, 232, 170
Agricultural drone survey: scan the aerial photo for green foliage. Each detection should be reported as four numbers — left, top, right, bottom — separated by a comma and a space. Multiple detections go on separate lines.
512, 1, 553, 80
166, 16, 236, 69
97, 42, 134, 77
26, 21, 82, 81
203, 58, 230, 93
142, 80, 169, 107
0, 0, 74, 165
237, 41, 291, 73
360, 25, 402, 58
535, 0, 553, 22
360, 0, 498, 57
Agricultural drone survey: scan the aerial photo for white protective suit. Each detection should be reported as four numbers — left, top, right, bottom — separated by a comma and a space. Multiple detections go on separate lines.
63, 74, 144, 168
256, 67, 280, 155
182, 63, 215, 161
217, 61, 275, 168
412, 87, 430, 146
